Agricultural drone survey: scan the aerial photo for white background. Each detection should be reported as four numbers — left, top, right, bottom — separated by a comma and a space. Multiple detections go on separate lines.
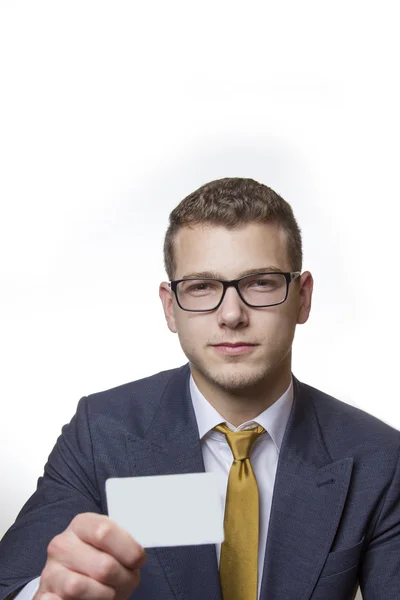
1, 3, 399, 597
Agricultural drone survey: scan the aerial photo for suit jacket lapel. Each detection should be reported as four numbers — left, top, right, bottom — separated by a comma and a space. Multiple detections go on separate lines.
126, 364, 222, 600
259, 377, 354, 599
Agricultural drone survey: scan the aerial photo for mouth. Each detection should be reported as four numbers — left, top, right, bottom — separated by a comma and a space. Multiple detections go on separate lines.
211, 343, 257, 356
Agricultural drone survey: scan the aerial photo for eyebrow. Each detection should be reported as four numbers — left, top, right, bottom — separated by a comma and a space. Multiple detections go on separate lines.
180, 266, 284, 279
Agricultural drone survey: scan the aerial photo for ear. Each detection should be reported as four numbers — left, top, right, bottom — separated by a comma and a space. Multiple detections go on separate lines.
297, 271, 313, 325
159, 282, 178, 333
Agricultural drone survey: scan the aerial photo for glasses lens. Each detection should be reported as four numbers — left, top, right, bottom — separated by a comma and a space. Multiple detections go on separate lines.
177, 279, 224, 311
239, 273, 287, 306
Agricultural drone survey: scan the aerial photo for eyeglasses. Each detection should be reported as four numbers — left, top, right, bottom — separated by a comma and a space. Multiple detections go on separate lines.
169, 271, 301, 312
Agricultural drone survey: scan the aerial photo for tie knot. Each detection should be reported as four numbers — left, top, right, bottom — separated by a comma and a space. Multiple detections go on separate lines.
213, 423, 266, 461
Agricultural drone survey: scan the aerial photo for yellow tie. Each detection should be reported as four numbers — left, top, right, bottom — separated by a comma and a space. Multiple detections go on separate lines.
213, 423, 266, 600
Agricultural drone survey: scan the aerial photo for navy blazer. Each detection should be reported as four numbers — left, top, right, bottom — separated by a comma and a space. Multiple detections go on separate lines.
1, 364, 400, 600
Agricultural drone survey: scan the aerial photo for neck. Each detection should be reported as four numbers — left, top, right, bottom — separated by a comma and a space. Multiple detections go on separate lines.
190, 357, 292, 427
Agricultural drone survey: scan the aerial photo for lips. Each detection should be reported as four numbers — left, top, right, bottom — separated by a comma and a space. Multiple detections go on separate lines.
213, 343, 255, 347
211, 343, 257, 355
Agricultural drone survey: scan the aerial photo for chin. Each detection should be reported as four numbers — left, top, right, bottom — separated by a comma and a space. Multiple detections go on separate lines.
198, 360, 270, 392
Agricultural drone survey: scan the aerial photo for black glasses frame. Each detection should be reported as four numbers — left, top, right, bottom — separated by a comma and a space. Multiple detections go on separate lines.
169, 271, 301, 312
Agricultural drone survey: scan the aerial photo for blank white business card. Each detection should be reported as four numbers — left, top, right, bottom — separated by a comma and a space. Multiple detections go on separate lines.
105, 472, 224, 548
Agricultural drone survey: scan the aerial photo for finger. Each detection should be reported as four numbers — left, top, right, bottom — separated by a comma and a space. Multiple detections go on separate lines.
67, 513, 146, 570
47, 531, 135, 589
40, 561, 130, 600
34, 593, 62, 600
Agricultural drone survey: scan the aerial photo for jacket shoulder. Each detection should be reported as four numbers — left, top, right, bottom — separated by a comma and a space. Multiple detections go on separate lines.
86, 364, 183, 402
299, 380, 400, 451
81, 364, 188, 431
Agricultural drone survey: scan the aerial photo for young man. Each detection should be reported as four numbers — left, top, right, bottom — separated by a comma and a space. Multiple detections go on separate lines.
1, 178, 399, 600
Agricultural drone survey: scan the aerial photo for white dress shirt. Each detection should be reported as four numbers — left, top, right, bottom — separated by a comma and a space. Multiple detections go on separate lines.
16, 374, 293, 600
189, 374, 294, 599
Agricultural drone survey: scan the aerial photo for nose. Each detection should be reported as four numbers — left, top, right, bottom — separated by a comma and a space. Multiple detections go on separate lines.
216, 286, 248, 328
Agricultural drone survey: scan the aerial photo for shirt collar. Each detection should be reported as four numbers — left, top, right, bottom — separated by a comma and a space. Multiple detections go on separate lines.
189, 373, 294, 452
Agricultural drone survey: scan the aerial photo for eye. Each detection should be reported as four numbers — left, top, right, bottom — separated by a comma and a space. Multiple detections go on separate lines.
187, 283, 211, 292
247, 278, 275, 288
242, 274, 282, 292
180, 280, 219, 295
253, 279, 272, 286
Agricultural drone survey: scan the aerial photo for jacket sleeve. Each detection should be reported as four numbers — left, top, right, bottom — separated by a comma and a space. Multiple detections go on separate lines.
358, 444, 400, 599
0, 397, 102, 600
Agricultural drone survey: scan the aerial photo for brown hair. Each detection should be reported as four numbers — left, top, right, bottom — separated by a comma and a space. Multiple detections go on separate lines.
163, 177, 302, 279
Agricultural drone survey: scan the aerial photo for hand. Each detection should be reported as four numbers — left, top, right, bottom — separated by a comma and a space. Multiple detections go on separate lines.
33, 513, 146, 600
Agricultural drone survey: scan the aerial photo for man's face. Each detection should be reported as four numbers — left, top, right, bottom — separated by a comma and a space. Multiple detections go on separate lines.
159, 222, 313, 394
